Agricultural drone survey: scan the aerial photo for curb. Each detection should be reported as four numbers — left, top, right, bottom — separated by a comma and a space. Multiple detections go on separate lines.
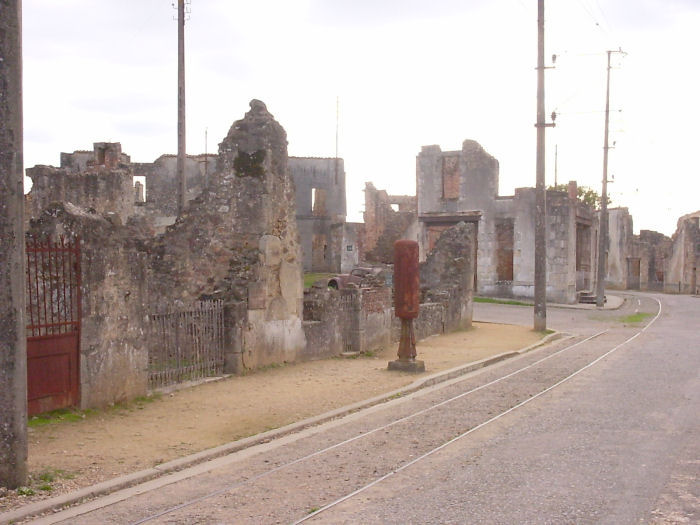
1, 331, 562, 525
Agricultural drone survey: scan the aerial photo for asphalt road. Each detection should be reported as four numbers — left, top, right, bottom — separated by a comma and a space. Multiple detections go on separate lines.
29, 292, 699, 524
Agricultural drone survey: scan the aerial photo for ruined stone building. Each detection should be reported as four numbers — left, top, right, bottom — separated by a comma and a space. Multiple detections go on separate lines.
22, 99, 479, 416
25, 142, 135, 224
289, 157, 354, 273
412, 140, 598, 304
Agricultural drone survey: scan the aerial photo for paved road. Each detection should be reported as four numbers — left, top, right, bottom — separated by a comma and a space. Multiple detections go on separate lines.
30, 293, 699, 524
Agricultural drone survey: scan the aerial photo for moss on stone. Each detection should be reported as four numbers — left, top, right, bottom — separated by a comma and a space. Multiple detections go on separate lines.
233, 150, 266, 178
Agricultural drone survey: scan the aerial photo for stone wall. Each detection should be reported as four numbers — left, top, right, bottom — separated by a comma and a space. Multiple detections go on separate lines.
146, 100, 305, 369
26, 163, 134, 225
606, 207, 634, 289
420, 221, 476, 331
667, 212, 700, 294
289, 157, 347, 273
132, 153, 217, 221
363, 182, 416, 264
28, 203, 150, 408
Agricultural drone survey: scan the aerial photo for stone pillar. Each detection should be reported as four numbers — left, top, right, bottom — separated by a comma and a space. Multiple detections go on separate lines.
223, 302, 246, 374
0, 0, 28, 488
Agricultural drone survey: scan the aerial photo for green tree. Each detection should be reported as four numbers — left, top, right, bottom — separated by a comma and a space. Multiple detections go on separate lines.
547, 184, 611, 209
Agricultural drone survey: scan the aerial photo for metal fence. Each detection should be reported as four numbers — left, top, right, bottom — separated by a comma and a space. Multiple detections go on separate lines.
147, 300, 225, 389
25, 236, 81, 337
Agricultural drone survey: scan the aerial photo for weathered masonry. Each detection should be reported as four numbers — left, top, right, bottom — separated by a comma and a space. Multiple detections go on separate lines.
20, 100, 483, 413
414, 140, 597, 304
362, 182, 416, 264
290, 157, 347, 272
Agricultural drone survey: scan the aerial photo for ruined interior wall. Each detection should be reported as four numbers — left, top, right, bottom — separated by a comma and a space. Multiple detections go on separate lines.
290, 157, 346, 273
132, 154, 216, 220
330, 222, 363, 273
363, 182, 417, 263
28, 203, 149, 409
26, 165, 135, 224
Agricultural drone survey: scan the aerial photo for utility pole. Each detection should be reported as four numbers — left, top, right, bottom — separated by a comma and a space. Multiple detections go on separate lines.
596, 49, 624, 307
554, 144, 558, 187
334, 96, 339, 185
534, 0, 554, 331
204, 127, 208, 190
0, 0, 28, 488
176, 0, 187, 215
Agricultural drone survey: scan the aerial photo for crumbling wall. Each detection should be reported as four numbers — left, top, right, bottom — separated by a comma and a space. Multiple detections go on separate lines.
330, 222, 364, 273
28, 203, 149, 408
420, 222, 476, 331
289, 157, 347, 273
147, 100, 305, 369
363, 182, 416, 264
132, 153, 216, 221
26, 163, 134, 224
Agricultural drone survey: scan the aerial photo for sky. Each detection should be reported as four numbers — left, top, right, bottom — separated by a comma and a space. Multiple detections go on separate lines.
21, 0, 700, 236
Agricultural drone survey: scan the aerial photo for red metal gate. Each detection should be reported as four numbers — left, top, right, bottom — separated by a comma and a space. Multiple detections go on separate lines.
25, 236, 81, 416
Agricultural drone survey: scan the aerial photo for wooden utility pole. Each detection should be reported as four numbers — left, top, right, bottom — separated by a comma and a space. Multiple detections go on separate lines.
176, 0, 186, 215
534, 0, 548, 331
596, 49, 624, 307
0, 0, 28, 488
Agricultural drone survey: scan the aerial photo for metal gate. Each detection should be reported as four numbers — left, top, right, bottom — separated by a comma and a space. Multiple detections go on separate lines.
146, 300, 224, 389
25, 236, 81, 416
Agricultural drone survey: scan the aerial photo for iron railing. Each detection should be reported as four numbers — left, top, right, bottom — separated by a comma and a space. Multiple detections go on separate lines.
147, 300, 225, 389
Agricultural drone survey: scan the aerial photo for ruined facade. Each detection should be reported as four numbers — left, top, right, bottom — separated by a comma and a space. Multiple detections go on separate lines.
667, 211, 699, 294
289, 157, 348, 272
26, 143, 135, 224
415, 140, 597, 304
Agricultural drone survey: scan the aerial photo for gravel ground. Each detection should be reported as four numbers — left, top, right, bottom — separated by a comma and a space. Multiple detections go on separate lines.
0, 322, 540, 516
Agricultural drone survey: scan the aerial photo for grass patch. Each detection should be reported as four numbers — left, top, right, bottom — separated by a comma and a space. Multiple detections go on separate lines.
474, 296, 531, 306
28, 408, 96, 428
303, 273, 335, 289
308, 507, 320, 514
16, 486, 35, 496
618, 312, 653, 323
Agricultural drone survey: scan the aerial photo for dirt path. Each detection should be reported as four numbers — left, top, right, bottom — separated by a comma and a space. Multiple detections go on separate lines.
1, 322, 542, 513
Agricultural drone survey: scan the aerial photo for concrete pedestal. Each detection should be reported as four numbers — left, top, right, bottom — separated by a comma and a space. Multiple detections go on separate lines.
388, 358, 425, 373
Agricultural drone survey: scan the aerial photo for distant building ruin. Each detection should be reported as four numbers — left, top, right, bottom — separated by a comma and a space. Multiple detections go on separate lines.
414, 140, 597, 304
289, 157, 348, 273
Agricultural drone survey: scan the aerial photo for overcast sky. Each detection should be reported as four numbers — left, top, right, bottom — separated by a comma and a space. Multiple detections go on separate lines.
22, 0, 700, 235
